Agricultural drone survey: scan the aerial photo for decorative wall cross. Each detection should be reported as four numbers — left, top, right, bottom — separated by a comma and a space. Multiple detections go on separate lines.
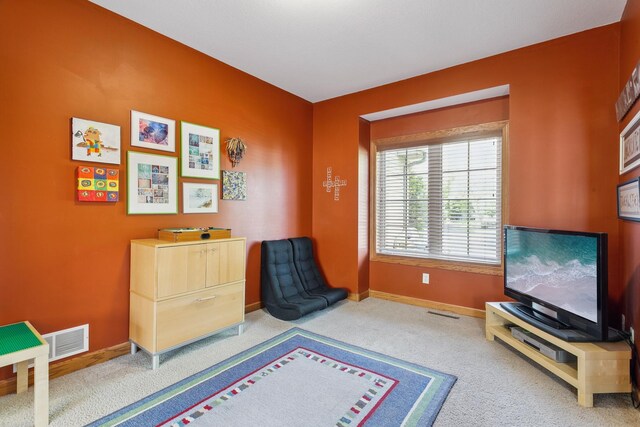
322, 167, 347, 201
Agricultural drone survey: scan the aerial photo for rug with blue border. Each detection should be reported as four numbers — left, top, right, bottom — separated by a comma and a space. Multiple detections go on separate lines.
88, 328, 456, 426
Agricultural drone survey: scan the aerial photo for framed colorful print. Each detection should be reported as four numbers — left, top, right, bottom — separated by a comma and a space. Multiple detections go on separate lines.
180, 121, 220, 179
222, 170, 247, 200
127, 151, 178, 215
617, 178, 640, 222
131, 110, 176, 152
183, 183, 218, 214
620, 108, 640, 174
72, 117, 121, 164
77, 166, 119, 202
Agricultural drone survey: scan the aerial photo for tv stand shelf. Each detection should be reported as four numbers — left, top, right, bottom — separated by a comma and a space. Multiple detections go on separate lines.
485, 302, 631, 407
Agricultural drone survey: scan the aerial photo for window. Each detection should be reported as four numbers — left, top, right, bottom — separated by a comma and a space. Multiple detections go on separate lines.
373, 122, 506, 271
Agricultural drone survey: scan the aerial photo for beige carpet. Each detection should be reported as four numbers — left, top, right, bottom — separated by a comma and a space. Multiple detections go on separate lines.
0, 298, 639, 426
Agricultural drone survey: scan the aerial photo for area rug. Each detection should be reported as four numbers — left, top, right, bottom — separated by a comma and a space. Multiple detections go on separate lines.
88, 328, 456, 426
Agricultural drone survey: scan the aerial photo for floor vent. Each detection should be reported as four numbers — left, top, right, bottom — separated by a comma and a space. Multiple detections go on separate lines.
49, 324, 89, 360
13, 324, 89, 372
427, 310, 460, 319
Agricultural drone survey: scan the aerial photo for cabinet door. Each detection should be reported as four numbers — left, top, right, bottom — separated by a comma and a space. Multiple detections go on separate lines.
206, 240, 245, 287
157, 244, 207, 297
204, 243, 220, 287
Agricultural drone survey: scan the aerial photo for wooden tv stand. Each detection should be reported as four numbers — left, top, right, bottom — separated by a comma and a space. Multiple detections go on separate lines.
485, 302, 631, 407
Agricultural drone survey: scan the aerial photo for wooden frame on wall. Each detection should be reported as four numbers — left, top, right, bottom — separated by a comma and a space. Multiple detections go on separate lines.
617, 178, 640, 222
620, 108, 640, 175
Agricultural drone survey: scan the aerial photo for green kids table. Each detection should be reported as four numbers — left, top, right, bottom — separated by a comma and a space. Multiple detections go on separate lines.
0, 321, 49, 426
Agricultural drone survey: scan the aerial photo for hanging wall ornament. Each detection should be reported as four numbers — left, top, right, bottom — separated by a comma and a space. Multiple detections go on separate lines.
322, 167, 347, 201
225, 137, 247, 167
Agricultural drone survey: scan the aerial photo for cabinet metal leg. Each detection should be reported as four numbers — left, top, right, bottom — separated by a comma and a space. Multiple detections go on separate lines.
130, 342, 138, 355
152, 354, 160, 370
238, 324, 244, 335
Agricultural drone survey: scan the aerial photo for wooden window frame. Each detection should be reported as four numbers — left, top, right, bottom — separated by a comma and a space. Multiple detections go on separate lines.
369, 121, 509, 276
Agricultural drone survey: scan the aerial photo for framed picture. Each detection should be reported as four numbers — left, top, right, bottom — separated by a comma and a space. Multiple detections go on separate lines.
131, 110, 175, 152
620, 108, 640, 174
222, 170, 247, 200
617, 178, 640, 222
127, 151, 177, 215
180, 121, 220, 179
71, 117, 121, 164
183, 182, 218, 214
76, 166, 119, 202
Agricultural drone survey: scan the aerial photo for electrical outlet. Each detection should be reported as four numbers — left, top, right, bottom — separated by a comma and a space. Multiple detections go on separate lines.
631, 326, 635, 344
422, 273, 430, 284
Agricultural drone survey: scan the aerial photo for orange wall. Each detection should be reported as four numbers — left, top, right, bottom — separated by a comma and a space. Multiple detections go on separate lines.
0, 0, 312, 380
619, 0, 640, 386
368, 98, 509, 304
313, 25, 621, 312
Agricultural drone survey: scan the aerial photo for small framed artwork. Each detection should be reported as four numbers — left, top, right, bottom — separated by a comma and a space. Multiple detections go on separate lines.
183, 182, 218, 214
222, 170, 247, 200
620, 108, 640, 174
180, 121, 220, 179
617, 178, 640, 222
72, 118, 121, 164
127, 151, 178, 214
77, 166, 119, 202
131, 110, 176, 152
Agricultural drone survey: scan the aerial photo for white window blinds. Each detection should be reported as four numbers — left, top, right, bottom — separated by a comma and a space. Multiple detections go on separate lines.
375, 133, 502, 264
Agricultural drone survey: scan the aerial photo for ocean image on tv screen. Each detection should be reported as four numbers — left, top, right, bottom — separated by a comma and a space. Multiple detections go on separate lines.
505, 229, 598, 322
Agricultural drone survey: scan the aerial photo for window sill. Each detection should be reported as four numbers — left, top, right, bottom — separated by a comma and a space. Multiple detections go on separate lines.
370, 253, 503, 276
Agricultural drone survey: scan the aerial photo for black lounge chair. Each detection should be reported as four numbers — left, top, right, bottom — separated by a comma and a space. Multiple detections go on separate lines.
290, 237, 348, 305
261, 239, 328, 320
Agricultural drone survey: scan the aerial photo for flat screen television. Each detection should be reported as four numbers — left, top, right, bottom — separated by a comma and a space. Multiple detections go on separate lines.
503, 225, 609, 342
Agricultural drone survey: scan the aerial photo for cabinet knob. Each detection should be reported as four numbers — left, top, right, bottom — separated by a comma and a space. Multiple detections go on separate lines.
195, 295, 217, 303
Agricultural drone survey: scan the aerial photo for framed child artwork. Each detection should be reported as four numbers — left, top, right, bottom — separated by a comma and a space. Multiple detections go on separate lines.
71, 117, 121, 165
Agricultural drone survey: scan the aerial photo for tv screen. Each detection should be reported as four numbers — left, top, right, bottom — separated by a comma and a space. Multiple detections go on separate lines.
505, 228, 599, 323
503, 225, 609, 341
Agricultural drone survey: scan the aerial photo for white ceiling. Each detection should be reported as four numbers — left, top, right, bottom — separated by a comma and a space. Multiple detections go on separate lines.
90, 0, 627, 103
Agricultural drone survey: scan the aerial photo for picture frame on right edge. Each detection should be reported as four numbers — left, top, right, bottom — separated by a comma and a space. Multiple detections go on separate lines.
620, 108, 640, 174
617, 178, 640, 222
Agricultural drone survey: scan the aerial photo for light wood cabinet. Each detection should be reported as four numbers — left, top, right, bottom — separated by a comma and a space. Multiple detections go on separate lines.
130, 237, 246, 369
